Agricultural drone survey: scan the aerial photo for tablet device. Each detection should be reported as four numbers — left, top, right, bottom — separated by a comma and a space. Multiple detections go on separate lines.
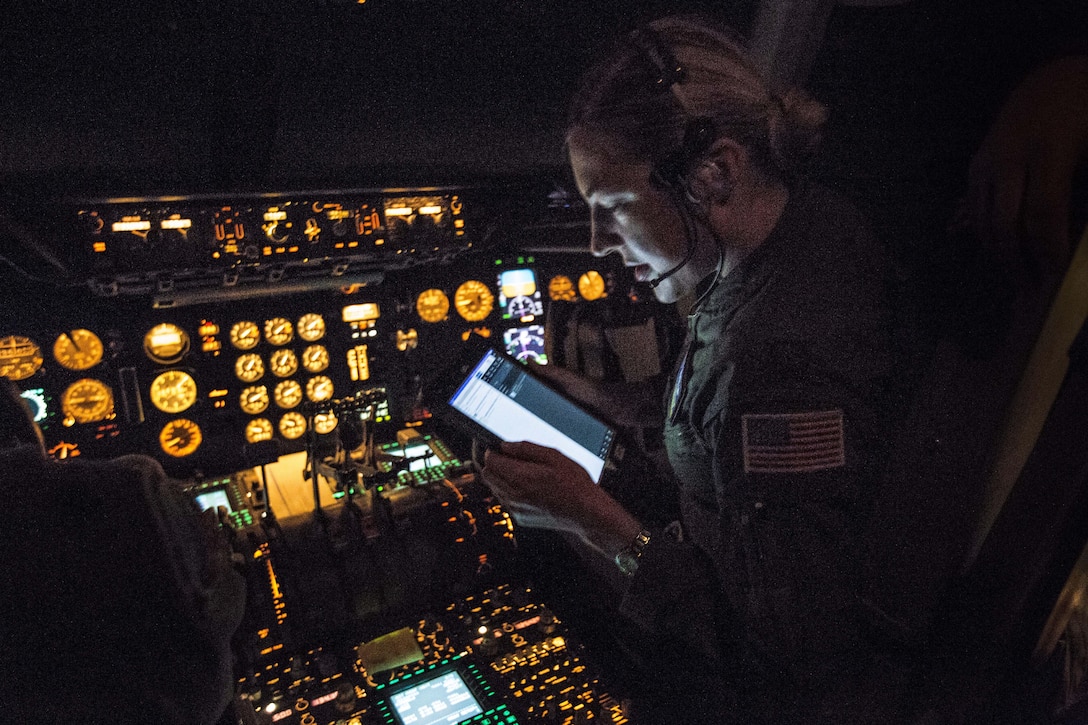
446, 349, 616, 484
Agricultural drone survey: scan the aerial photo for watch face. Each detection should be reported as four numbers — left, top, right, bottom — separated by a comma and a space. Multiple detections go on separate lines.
615, 550, 639, 577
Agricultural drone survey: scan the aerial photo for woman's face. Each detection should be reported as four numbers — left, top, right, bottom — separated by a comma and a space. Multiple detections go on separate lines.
568, 130, 717, 304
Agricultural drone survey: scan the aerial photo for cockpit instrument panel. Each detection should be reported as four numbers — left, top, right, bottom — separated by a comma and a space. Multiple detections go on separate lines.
0, 183, 647, 477
56, 188, 479, 300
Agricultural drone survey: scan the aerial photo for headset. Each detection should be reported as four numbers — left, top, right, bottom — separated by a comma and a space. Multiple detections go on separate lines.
627, 27, 730, 289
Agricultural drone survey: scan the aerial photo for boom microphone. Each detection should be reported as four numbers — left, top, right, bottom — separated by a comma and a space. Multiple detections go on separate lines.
647, 228, 698, 288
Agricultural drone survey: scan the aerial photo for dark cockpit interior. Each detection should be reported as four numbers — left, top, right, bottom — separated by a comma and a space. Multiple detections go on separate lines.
2, 2, 1088, 724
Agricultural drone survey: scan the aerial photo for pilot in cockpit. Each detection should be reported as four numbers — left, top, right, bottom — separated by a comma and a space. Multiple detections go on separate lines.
0, 378, 245, 725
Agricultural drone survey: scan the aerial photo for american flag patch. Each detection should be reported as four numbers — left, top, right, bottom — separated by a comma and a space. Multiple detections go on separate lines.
741, 410, 845, 474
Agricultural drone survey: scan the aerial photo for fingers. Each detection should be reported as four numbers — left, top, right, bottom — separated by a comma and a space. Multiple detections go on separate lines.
482, 443, 559, 488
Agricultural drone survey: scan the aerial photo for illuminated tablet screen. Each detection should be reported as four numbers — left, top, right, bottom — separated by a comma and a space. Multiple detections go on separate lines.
448, 349, 614, 484
389, 671, 483, 725
194, 489, 232, 513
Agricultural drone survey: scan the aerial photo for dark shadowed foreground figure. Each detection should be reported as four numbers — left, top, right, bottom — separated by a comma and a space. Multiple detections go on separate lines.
0, 379, 245, 725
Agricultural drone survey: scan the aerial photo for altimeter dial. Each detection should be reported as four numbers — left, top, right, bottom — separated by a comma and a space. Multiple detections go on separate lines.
53, 329, 104, 371
61, 378, 114, 424
160, 419, 202, 457
149, 370, 197, 413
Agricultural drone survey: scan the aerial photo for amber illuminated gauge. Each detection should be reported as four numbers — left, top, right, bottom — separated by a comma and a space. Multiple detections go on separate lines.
0, 335, 44, 381
245, 417, 274, 444
548, 275, 577, 302
149, 369, 197, 414
160, 418, 202, 457
264, 317, 294, 346
313, 411, 338, 435
297, 313, 326, 342
416, 288, 450, 323
144, 323, 190, 365
229, 321, 260, 350
53, 329, 104, 371
301, 344, 329, 373
454, 280, 494, 322
235, 353, 265, 383
306, 375, 334, 402
239, 385, 269, 415
578, 271, 607, 301
278, 412, 307, 440
269, 348, 299, 378
274, 379, 303, 409
61, 378, 114, 424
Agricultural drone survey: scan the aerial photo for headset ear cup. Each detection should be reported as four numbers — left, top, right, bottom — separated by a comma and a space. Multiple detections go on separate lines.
686, 162, 733, 205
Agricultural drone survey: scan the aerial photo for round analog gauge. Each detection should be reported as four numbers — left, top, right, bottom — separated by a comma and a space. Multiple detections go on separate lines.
149, 369, 197, 414
306, 375, 334, 402
302, 345, 329, 373
144, 323, 190, 365
264, 317, 294, 346
416, 288, 450, 323
454, 280, 494, 322
279, 412, 307, 440
548, 275, 577, 302
297, 313, 326, 342
245, 417, 274, 444
235, 353, 265, 383
274, 379, 303, 409
53, 329, 104, 371
160, 419, 202, 457
269, 348, 299, 378
229, 321, 260, 350
507, 296, 537, 318
239, 385, 269, 415
313, 411, 338, 435
0, 335, 44, 381
578, 271, 607, 301
61, 378, 114, 424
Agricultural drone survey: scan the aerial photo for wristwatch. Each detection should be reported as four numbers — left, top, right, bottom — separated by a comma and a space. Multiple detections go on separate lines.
614, 529, 652, 577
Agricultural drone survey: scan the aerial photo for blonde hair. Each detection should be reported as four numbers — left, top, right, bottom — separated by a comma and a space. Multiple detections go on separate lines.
567, 15, 827, 182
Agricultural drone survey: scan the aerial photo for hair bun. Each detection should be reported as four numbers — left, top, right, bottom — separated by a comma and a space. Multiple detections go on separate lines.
767, 87, 827, 176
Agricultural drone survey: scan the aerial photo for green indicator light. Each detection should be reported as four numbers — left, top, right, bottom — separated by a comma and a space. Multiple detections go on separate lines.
517, 256, 524, 264
494, 259, 502, 265
333, 491, 345, 499
528, 256, 535, 263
